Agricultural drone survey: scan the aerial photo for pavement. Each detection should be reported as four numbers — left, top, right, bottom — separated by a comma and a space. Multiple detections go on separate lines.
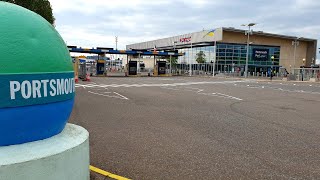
70, 76, 320, 180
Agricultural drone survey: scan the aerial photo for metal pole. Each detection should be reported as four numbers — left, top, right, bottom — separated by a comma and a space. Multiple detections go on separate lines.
116, 37, 118, 50
293, 39, 298, 72
173, 42, 176, 75
189, 42, 192, 76
138, 53, 141, 73
213, 41, 216, 77
245, 26, 250, 78
169, 55, 172, 75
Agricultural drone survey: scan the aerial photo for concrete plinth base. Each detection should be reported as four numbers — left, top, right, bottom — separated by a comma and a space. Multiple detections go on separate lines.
309, 78, 318, 82
0, 123, 89, 180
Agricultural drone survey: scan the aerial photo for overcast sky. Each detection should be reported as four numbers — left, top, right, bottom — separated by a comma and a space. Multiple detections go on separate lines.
50, 0, 320, 63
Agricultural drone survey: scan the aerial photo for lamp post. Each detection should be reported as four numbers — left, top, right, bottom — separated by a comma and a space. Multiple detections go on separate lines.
292, 37, 300, 72
115, 36, 118, 50
270, 56, 274, 80
170, 41, 177, 75
302, 58, 306, 81
213, 41, 216, 77
190, 42, 193, 76
242, 23, 256, 78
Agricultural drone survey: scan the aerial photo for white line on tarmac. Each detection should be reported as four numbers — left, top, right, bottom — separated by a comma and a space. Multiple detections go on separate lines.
75, 80, 249, 89
161, 87, 180, 91
88, 91, 129, 100
216, 93, 243, 101
113, 92, 129, 100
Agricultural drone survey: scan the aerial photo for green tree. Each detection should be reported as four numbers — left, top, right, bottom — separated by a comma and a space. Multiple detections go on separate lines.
196, 51, 206, 64
2, 0, 55, 25
166, 56, 178, 67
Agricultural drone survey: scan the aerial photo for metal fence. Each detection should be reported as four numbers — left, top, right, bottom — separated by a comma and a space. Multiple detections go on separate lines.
291, 68, 320, 81
169, 64, 320, 81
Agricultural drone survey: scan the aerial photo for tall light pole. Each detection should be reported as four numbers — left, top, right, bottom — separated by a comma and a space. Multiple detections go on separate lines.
170, 41, 177, 75
302, 58, 306, 81
115, 36, 118, 50
242, 23, 256, 78
213, 41, 217, 77
292, 37, 300, 72
189, 42, 193, 76
271, 56, 274, 80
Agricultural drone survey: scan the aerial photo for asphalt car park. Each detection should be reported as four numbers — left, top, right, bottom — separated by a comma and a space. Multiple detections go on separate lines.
70, 76, 320, 180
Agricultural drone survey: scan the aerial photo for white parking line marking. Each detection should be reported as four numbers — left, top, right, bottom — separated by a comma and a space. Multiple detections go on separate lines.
113, 92, 129, 100
88, 91, 129, 100
216, 93, 243, 101
75, 80, 249, 88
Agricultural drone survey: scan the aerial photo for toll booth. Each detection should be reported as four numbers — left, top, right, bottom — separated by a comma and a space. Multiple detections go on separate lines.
73, 57, 79, 80
157, 61, 166, 75
96, 60, 106, 76
129, 61, 137, 75
79, 59, 87, 79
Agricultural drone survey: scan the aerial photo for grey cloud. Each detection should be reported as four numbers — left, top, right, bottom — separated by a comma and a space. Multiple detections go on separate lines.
54, 0, 319, 59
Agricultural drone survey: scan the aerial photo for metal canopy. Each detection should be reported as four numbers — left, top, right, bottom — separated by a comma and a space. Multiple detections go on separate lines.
68, 46, 184, 56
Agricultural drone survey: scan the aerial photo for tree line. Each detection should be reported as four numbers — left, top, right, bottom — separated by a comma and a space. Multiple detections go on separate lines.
1, 0, 55, 25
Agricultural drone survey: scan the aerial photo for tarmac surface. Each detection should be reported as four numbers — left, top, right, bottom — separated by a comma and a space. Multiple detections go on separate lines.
70, 76, 320, 180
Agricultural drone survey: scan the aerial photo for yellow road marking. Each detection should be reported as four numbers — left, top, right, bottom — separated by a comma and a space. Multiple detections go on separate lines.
90, 165, 131, 180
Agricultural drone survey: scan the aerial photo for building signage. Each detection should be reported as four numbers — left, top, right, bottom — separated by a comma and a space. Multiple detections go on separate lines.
252, 48, 269, 61
180, 37, 191, 43
0, 72, 75, 108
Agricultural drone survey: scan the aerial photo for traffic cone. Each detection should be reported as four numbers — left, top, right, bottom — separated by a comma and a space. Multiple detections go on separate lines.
86, 73, 91, 82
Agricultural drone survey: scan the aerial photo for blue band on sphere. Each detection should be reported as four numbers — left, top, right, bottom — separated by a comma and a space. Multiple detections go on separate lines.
0, 98, 74, 146
0, 72, 75, 108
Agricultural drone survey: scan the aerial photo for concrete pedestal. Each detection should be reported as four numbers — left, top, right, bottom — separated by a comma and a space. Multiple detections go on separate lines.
0, 123, 89, 180
309, 78, 318, 82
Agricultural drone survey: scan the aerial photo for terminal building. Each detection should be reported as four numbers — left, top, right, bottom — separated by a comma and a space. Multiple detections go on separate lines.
126, 27, 317, 74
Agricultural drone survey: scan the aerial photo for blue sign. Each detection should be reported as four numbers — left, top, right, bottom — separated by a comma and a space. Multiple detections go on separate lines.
252, 48, 269, 61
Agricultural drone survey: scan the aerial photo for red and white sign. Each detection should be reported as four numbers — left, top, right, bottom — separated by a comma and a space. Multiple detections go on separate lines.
180, 37, 191, 43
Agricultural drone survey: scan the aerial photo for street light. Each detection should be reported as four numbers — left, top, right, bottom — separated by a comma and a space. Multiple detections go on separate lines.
170, 41, 178, 75
270, 56, 274, 80
190, 41, 193, 77
242, 23, 257, 78
302, 58, 306, 81
292, 37, 301, 72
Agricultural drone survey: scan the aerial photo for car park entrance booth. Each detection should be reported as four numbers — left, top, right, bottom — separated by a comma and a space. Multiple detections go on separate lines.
69, 46, 184, 77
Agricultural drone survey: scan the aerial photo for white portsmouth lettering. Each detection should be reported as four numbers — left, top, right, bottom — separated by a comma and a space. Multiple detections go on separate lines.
32, 80, 42, 98
10, 81, 20, 100
56, 79, 64, 95
21, 81, 32, 99
41, 80, 49, 97
64, 78, 69, 94
71, 78, 75, 93
9, 78, 74, 101
50, 79, 56, 96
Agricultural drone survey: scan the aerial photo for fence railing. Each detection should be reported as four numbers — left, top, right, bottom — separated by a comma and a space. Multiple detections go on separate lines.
169, 64, 320, 81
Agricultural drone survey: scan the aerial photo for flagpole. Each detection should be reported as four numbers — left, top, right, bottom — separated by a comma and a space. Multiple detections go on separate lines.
203, 29, 216, 77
